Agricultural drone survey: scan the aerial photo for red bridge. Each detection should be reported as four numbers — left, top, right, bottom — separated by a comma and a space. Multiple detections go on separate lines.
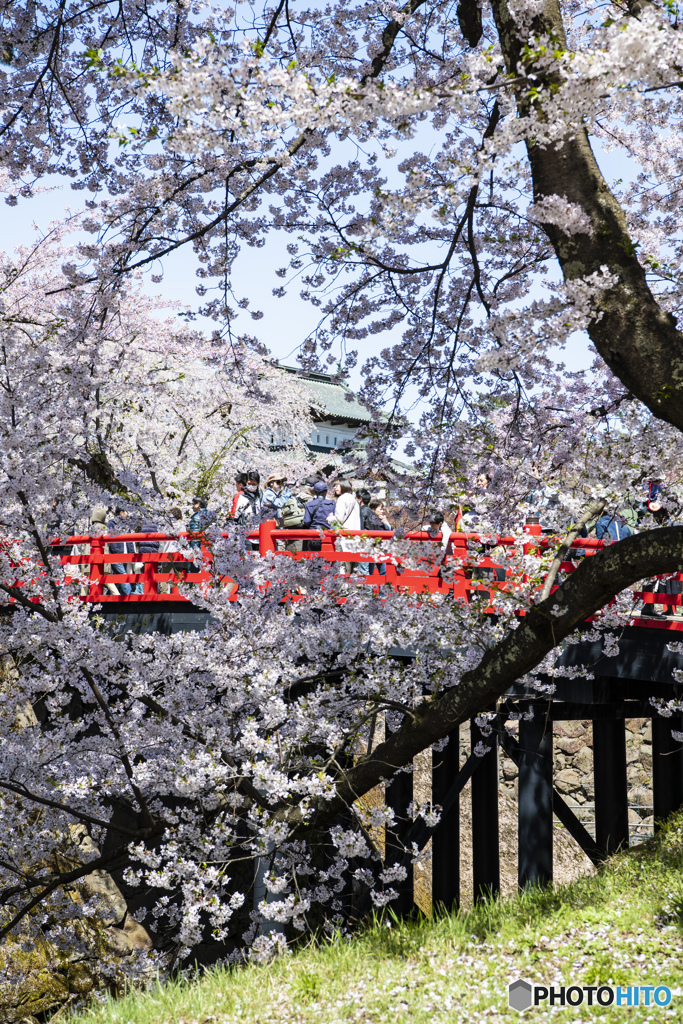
48, 519, 682, 630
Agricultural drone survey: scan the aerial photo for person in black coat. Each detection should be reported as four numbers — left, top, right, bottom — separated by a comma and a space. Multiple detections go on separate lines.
356, 489, 388, 575
302, 481, 335, 551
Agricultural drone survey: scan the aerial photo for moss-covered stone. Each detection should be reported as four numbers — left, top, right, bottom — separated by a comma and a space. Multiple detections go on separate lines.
1, 969, 69, 1022
0, 903, 155, 1021
0, 933, 70, 1023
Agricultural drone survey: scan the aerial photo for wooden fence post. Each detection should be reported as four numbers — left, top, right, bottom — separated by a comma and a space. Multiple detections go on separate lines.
594, 706, 629, 856
653, 713, 683, 828
385, 739, 414, 916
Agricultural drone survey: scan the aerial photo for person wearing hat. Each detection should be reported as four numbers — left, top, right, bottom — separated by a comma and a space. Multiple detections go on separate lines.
302, 480, 335, 551
90, 505, 108, 528
262, 470, 291, 517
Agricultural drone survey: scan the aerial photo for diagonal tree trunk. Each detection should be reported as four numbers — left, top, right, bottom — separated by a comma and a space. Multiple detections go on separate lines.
292, 524, 683, 832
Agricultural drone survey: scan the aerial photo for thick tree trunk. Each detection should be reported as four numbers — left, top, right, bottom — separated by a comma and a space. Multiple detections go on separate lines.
490, 0, 683, 431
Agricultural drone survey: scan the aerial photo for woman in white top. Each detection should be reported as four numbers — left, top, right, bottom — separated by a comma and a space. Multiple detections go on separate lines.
328, 479, 361, 572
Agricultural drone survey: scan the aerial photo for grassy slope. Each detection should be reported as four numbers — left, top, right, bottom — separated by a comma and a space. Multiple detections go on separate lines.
75, 814, 683, 1024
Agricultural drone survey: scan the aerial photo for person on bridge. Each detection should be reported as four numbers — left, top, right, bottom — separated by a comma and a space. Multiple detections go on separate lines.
302, 480, 335, 552
227, 472, 247, 521
330, 480, 361, 530
279, 480, 312, 552
159, 507, 185, 593
369, 498, 392, 530
135, 515, 160, 596
357, 490, 386, 532
188, 496, 215, 534
232, 471, 263, 526
106, 508, 139, 595
262, 471, 291, 517
595, 511, 633, 543
74, 505, 120, 596
188, 496, 217, 569
329, 479, 361, 573
424, 508, 452, 555
356, 489, 389, 576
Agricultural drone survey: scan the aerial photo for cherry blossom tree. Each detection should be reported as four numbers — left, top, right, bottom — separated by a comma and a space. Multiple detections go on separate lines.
1, 0, 683, 966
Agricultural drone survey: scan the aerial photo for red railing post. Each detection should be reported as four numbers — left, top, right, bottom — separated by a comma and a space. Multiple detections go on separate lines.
143, 556, 156, 598
522, 514, 543, 549
449, 533, 470, 601
321, 531, 336, 557
89, 535, 105, 600
523, 514, 543, 585
259, 519, 277, 556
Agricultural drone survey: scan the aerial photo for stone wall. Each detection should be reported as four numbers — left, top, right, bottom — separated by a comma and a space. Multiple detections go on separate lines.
456, 719, 655, 840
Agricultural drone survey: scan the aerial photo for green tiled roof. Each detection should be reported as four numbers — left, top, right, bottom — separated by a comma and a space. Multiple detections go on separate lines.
280, 366, 373, 424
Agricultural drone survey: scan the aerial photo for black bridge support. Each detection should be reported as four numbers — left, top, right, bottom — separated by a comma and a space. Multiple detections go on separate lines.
432, 730, 460, 911
653, 714, 683, 828
593, 711, 629, 857
518, 707, 553, 889
471, 716, 500, 902
385, 762, 414, 916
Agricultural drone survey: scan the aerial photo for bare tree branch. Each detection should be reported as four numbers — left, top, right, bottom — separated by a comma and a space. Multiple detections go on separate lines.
0, 844, 130, 940
0, 780, 154, 839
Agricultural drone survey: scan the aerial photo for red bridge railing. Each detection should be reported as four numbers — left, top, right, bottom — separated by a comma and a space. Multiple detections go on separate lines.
41, 519, 683, 630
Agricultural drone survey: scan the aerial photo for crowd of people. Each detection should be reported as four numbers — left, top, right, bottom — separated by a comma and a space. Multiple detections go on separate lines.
49, 470, 682, 602
49, 471, 399, 592
220, 470, 394, 569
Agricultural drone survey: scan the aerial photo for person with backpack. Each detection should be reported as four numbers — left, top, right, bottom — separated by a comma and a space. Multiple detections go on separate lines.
280, 481, 312, 552
594, 510, 633, 542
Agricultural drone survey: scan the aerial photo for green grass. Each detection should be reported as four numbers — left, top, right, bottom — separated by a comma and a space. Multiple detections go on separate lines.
74, 814, 683, 1023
